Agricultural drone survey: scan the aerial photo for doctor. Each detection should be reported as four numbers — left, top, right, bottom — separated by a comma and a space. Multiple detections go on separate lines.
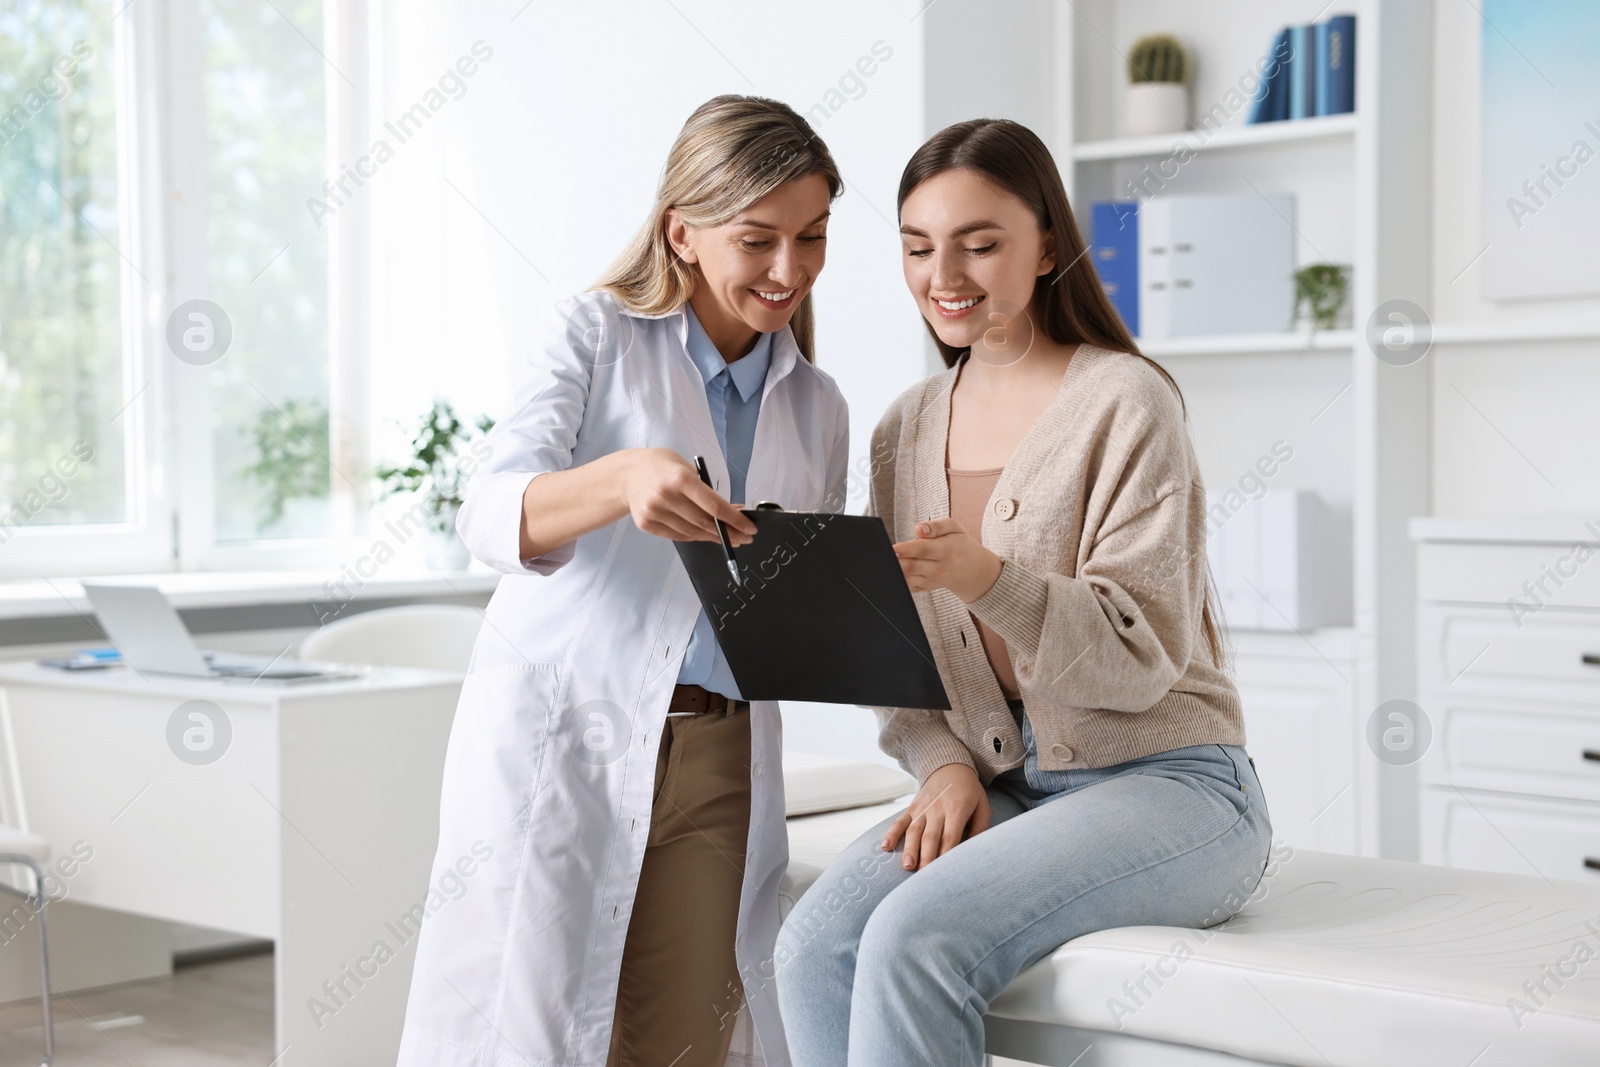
397, 95, 848, 1067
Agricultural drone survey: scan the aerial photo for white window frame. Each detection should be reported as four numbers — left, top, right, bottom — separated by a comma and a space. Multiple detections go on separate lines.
2, 0, 372, 581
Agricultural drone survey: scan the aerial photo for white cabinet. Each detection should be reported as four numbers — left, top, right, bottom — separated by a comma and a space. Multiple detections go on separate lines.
1412, 518, 1600, 888
1232, 630, 1361, 854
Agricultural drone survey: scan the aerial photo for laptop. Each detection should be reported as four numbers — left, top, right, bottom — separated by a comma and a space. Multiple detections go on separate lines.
81, 583, 361, 684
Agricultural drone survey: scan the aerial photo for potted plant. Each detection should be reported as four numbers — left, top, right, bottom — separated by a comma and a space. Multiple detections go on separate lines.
1293, 264, 1352, 332
375, 399, 494, 570
241, 398, 331, 535
1126, 34, 1190, 137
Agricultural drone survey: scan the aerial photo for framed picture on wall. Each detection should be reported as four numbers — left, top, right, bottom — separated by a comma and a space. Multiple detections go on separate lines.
1481, 0, 1600, 301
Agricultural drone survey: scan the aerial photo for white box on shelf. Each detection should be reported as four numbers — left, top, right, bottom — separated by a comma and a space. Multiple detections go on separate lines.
1217, 490, 1262, 630
1207, 488, 1350, 632
1138, 193, 1297, 339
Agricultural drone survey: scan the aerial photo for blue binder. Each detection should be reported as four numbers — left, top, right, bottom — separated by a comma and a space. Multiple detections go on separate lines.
1288, 25, 1316, 119
1315, 15, 1357, 115
1091, 201, 1139, 337
1248, 28, 1293, 124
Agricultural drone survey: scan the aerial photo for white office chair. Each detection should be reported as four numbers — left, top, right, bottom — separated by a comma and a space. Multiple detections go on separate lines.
0, 825, 54, 1066
297, 604, 484, 671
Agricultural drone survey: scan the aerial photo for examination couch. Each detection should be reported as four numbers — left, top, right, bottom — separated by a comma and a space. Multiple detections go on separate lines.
731, 753, 1600, 1067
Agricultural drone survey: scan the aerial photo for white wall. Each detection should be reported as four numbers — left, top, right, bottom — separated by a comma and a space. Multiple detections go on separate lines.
373, 0, 934, 490
923, 0, 1055, 137
1428, 3, 1600, 518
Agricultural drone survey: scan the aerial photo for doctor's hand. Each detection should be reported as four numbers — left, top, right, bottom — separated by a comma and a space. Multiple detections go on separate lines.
618, 449, 758, 546
893, 518, 1003, 603
883, 762, 991, 871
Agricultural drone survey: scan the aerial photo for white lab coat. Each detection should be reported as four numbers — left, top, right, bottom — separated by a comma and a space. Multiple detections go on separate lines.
396, 291, 849, 1067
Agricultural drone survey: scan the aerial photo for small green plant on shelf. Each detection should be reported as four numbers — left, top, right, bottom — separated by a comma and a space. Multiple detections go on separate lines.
241, 398, 330, 532
1127, 34, 1189, 84
375, 399, 495, 532
1294, 264, 1352, 331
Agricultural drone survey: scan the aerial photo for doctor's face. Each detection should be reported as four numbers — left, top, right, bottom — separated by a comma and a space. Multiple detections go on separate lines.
898, 167, 1057, 353
669, 172, 831, 342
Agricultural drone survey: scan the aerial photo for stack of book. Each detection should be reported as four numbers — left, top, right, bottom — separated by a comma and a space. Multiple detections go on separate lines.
1248, 14, 1356, 123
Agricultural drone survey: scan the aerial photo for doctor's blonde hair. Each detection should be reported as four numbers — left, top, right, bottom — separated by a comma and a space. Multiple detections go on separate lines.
596, 95, 843, 364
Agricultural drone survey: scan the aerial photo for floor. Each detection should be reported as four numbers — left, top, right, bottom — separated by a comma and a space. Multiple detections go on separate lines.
0, 953, 273, 1067
0, 957, 1043, 1067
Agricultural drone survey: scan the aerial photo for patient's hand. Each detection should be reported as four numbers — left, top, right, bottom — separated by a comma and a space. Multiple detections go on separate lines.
892, 517, 1003, 603
882, 762, 991, 871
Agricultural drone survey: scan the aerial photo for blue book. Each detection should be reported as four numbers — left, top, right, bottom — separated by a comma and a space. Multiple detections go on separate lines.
1315, 15, 1357, 115
1288, 24, 1315, 120
1091, 201, 1139, 337
1248, 28, 1293, 123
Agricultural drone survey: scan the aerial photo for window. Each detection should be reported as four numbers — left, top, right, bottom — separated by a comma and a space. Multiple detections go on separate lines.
0, 0, 364, 577
201, 0, 333, 542
0, 3, 129, 537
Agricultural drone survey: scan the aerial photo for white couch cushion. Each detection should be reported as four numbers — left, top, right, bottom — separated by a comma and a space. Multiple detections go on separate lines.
987, 849, 1600, 1067
782, 751, 914, 817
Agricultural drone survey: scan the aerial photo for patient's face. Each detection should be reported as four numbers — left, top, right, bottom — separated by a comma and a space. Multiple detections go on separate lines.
898, 167, 1056, 357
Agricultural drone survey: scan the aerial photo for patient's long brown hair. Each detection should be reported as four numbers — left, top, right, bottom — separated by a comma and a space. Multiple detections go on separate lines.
898, 119, 1227, 669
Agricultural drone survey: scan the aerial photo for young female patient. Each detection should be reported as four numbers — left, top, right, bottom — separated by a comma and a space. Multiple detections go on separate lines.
774, 119, 1272, 1067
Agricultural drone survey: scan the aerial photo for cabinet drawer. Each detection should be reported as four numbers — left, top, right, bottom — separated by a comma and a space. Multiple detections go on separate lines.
1419, 605, 1600, 699
1421, 788, 1600, 886
1420, 700, 1600, 802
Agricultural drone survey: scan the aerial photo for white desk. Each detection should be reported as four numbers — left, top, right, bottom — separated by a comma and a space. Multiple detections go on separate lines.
0, 662, 461, 1066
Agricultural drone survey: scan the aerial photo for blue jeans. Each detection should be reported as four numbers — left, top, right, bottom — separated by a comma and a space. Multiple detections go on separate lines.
773, 719, 1272, 1067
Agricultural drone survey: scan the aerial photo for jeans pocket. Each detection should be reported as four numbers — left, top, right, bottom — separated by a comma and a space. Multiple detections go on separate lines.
1218, 744, 1245, 792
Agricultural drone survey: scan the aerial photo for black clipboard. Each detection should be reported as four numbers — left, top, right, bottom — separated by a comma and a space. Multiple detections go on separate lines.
674, 507, 951, 709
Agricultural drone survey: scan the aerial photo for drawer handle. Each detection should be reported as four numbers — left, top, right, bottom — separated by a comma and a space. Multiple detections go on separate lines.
1587, 858, 1600, 872
1584, 653, 1600, 667
1586, 749, 1600, 763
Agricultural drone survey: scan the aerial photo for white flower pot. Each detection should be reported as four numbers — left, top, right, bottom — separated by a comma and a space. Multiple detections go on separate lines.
1125, 83, 1188, 137
424, 502, 470, 570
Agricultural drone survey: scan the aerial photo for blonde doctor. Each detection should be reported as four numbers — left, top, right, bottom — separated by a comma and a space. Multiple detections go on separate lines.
397, 96, 848, 1067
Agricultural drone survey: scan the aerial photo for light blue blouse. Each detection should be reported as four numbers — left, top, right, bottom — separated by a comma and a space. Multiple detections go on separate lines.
675, 303, 772, 699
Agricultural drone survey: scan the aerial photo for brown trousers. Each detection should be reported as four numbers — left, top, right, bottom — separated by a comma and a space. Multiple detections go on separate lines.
607, 702, 752, 1067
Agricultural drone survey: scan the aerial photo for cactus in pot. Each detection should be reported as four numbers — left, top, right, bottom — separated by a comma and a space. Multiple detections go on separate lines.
1128, 35, 1189, 85
1125, 34, 1191, 137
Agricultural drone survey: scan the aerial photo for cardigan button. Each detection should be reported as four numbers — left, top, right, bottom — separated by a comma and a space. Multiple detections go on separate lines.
1051, 742, 1075, 761
992, 497, 1017, 520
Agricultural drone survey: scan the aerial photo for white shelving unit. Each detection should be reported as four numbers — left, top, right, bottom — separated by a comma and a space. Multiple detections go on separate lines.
1073, 111, 1357, 162
1046, 0, 1434, 861
1138, 328, 1354, 358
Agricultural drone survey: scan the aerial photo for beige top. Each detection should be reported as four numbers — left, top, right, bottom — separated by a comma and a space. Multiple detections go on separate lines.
945, 467, 1021, 700
868, 345, 1244, 783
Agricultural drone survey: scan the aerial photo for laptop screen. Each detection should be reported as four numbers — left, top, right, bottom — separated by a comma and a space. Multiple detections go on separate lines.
80, 584, 213, 677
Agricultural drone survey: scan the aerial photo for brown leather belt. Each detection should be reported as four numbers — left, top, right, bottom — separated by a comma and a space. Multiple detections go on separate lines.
669, 683, 742, 715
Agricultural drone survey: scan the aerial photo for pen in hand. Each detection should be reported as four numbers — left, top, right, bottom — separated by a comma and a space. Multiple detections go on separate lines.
693, 455, 743, 586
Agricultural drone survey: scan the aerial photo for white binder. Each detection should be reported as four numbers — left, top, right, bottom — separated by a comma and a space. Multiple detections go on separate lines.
1139, 193, 1298, 339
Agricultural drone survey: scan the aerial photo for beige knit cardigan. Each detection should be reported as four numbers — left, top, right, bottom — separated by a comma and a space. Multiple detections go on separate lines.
869, 344, 1245, 783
